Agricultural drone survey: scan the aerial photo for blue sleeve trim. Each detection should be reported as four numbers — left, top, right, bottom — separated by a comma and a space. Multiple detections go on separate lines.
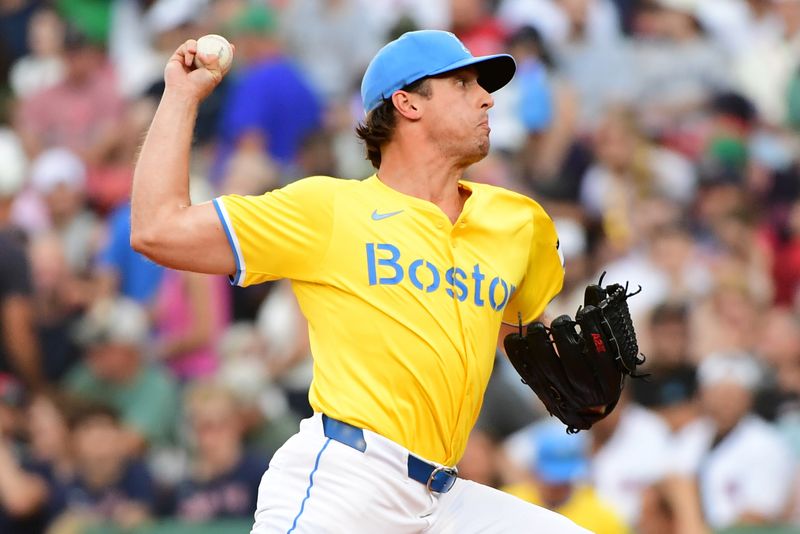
212, 197, 245, 286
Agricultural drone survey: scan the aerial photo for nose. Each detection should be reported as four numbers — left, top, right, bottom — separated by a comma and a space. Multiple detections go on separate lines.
480, 86, 494, 110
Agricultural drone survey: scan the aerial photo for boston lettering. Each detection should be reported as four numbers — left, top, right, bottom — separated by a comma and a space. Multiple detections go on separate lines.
365, 243, 515, 311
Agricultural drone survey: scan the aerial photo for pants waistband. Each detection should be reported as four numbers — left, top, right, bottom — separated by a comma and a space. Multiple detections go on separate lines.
321, 414, 458, 494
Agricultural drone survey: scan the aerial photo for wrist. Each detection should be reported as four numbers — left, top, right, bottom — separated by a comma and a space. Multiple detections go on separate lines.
162, 86, 202, 108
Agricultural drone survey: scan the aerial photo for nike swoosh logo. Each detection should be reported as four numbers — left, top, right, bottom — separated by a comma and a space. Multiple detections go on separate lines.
371, 209, 404, 221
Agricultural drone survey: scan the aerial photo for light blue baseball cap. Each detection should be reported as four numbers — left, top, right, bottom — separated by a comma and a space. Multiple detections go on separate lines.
361, 30, 516, 113
533, 425, 589, 484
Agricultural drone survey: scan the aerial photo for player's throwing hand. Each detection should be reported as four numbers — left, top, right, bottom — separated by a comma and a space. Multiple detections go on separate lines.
164, 38, 233, 102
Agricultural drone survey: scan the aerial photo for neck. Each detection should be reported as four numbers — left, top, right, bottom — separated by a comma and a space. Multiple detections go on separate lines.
377, 141, 468, 223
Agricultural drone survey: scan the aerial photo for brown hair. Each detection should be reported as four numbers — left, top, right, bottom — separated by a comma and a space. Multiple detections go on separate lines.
355, 78, 432, 169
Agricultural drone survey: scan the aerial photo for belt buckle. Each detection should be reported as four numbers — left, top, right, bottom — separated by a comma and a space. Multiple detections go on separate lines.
426, 466, 458, 493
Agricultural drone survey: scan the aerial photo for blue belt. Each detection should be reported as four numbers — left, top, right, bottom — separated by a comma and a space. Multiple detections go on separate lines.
321, 414, 458, 494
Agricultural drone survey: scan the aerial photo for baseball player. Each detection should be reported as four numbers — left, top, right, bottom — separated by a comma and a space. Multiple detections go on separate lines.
132, 30, 593, 533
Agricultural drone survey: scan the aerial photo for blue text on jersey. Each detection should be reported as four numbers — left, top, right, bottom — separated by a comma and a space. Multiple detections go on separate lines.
365, 243, 515, 311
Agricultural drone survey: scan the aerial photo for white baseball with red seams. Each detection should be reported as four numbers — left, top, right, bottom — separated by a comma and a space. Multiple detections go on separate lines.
194, 34, 233, 73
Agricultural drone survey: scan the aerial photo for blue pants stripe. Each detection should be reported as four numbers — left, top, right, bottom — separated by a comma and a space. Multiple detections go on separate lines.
286, 438, 332, 533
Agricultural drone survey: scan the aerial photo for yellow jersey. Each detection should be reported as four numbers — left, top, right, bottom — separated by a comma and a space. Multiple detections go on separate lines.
213, 175, 563, 465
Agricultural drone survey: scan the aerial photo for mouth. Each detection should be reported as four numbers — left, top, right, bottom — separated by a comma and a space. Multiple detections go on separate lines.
478, 120, 490, 133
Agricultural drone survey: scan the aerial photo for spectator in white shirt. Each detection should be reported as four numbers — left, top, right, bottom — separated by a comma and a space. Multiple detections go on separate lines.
695, 352, 796, 529
503, 393, 672, 524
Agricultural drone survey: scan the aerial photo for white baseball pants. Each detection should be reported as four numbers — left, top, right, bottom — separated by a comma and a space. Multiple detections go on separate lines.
250, 413, 590, 534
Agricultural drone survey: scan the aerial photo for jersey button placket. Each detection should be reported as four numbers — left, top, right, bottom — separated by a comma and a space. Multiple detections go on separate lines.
448, 220, 473, 459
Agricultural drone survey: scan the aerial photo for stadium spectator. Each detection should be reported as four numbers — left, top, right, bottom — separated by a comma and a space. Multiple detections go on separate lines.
734, 0, 800, 126
4, 0, 800, 529
65, 297, 179, 453
215, 322, 301, 460
754, 309, 800, 456
28, 148, 100, 275
28, 233, 84, 381
691, 276, 764, 359
0, 129, 43, 390
8, 7, 65, 98
694, 352, 796, 529
494, 24, 589, 204
152, 270, 230, 382
94, 202, 164, 305
451, 0, 507, 56
631, 0, 731, 134
14, 26, 126, 206
601, 222, 712, 320
0, 388, 68, 534
55, 402, 155, 531
505, 393, 672, 524
586, 394, 672, 524
172, 382, 267, 522
502, 423, 630, 534
281, 0, 381, 100
498, 0, 622, 47
256, 279, 313, 419
579, 108, 696, 252
550, 0, 634, 130
215, 4, 322, 173
25, 392, 74, 484
0, 1, 41, 80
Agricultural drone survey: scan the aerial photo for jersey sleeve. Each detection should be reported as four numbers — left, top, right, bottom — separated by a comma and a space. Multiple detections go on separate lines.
502, 204, 564, 325
213, 176, 337, 286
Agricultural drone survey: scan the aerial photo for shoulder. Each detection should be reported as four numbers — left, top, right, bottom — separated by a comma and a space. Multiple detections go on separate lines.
463, 180, 537, 206
260, 176, 359, 206
281, 175, 359, 192
463, 181, 554, 224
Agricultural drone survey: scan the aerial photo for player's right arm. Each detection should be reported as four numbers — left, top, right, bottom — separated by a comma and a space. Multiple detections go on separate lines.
130, 39, 235, 275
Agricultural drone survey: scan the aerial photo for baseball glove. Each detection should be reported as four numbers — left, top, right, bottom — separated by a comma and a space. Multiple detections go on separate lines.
503, 274, 645, 433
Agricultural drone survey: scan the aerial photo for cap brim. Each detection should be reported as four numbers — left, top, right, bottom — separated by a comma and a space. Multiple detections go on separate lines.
428, 53, 516, 93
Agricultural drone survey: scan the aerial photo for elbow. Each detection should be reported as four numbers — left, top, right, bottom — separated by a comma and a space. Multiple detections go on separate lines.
130, 228, 159, 259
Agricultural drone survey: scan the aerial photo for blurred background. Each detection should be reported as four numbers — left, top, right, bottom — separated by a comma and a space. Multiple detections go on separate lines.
1, 0, 800, 533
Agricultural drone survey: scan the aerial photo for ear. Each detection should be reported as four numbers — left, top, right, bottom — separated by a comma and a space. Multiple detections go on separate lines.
391, 90, 423, 121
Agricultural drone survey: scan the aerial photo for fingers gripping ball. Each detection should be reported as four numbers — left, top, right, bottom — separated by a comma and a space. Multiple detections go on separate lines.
194, 34, 233, 74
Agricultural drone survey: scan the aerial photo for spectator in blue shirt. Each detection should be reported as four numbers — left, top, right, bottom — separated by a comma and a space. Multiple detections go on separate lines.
56, 402, 155, 530
95, 203, 163, 304
173, 382, 268, 522
215, 5, 322, 179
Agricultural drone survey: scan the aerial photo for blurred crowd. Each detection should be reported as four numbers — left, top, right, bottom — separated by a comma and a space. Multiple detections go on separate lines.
1, 0, 800, 533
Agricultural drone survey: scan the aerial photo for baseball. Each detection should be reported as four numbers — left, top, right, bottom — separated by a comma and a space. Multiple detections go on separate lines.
194, 34, 233, 73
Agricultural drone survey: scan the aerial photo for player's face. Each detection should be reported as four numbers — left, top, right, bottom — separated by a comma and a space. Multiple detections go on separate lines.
422, 67, 495, 165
